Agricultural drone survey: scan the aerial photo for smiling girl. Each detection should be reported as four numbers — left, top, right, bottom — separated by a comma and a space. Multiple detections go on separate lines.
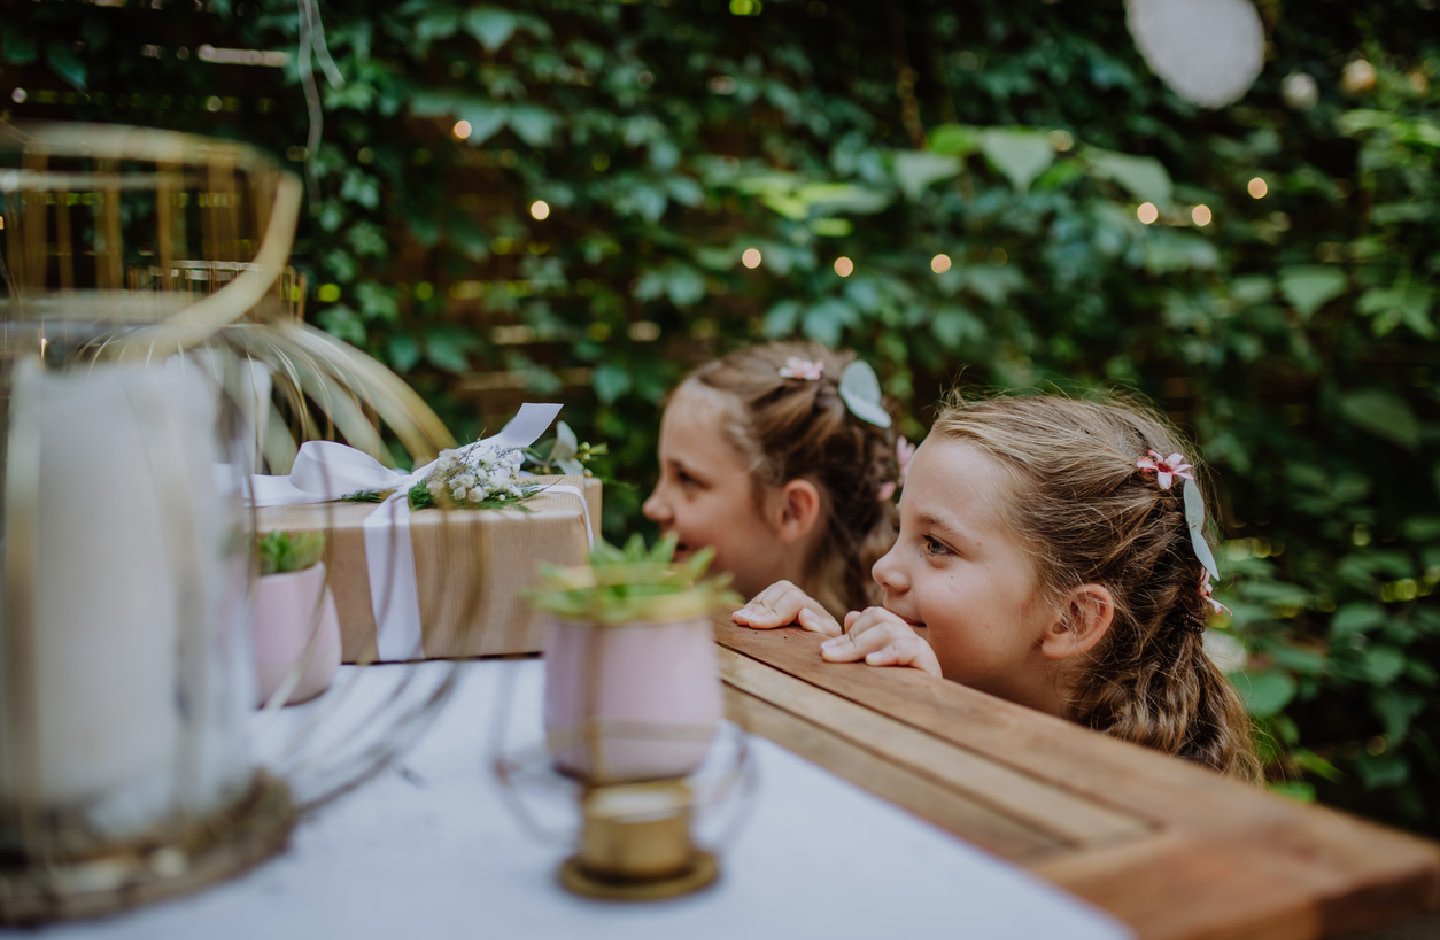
734, 391, 1262, 781
643, 341, 900, 618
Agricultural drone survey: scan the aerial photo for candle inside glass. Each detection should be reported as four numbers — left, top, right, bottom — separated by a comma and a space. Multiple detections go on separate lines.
0, 358, 255, 853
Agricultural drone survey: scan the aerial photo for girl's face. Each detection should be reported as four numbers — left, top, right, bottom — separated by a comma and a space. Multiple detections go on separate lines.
643, 383, 794, 600
871, 438, 1063, 711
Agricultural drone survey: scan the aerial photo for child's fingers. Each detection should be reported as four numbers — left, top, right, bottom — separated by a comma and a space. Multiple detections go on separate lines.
820, 615, 942, 676
818, 633, 864, 663
732, 580, 842, 636
842, 606, 908, 645
819, 618, 902, 662
864, 636, 942, 677
796, 607, 842, 636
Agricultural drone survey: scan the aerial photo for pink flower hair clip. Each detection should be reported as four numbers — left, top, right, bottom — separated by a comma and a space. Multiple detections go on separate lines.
1199, 572, 1231, 616
877, 437, 915, 502
1139, 447, 1230, 618
1136, 449, 1194, 490
896, 436, 915, 485
778, 357, 825, 381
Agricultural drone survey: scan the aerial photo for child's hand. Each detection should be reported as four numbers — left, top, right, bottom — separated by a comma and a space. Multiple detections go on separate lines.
732, 580, 842, 637
819, 607, 941, 677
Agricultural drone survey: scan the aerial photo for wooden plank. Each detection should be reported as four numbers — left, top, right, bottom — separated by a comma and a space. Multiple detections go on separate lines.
1034, 834, 1324, 940
722, 684, 1063, 861
719, 647, 1151, 849
714, 619, 1440, 939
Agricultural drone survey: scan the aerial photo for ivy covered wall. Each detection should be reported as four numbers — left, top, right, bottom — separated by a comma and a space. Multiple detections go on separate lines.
3, 0, 1439, 836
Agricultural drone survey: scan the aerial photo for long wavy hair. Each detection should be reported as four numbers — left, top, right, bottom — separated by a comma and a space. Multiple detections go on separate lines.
931, 391, 1262, 782
682, 341, 899, 617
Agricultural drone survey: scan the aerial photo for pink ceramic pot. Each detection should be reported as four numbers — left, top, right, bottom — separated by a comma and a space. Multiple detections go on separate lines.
544, 614, 721, 784
251, 562, 342, 706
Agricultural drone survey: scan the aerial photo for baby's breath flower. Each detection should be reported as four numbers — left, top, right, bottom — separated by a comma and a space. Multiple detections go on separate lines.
415, 438, 536, 509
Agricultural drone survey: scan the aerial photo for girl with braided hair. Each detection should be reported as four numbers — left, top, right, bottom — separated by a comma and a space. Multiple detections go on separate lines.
643, 341, 902, 619
735, 390, 1262, 781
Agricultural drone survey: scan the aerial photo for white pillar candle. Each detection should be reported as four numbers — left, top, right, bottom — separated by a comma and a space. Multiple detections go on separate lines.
0, 357, 253, 851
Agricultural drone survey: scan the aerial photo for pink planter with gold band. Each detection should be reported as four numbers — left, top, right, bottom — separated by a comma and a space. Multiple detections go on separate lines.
543, 606, 721, 785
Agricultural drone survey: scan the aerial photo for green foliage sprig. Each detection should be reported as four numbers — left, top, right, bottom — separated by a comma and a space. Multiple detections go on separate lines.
259, 530, 326, 576
527, 533, 741, 624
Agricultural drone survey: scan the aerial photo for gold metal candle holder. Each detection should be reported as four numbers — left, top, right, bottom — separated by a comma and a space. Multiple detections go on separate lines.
562, 779, 718, 900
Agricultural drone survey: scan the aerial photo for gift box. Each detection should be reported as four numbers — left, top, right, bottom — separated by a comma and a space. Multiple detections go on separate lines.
255, 475, 601, 662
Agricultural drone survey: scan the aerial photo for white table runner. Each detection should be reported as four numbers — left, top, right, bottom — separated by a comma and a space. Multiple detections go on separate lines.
14, 660, 1133, 940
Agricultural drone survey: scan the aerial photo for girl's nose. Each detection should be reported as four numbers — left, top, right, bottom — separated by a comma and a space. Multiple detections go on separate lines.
872, 545, 907, 592
642, 486, 670, 524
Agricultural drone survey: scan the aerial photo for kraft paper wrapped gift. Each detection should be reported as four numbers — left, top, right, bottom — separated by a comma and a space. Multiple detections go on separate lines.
255, 474, 601, 663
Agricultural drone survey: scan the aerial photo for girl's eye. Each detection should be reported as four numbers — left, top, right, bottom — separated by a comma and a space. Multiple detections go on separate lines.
677, 468, 703, 489
923, 535, 954, 558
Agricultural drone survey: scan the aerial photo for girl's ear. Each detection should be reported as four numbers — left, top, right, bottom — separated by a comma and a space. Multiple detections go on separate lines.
1041, 584, 1115, 660
772, 478, 821, 544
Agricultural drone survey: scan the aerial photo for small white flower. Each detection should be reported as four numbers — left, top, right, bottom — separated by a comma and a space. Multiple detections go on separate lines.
468, 488, 484, 502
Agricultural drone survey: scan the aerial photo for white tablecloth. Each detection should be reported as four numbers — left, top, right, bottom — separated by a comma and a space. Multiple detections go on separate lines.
10, 660, 1133, 940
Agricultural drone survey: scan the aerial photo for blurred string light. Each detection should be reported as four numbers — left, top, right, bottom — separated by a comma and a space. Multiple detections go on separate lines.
741, 248, 762, 269
1282, 72, 1319, 110
453, 120, 472, 140
1247, 177, 1268, 199
1341, 58, 1377, 95
1191, 205, 1213, 226
833, 256, 853, 277
1137, 202, 1160, 225
930, 254, 952, 273
530, 200, 550, 220
1124, 0, 1264, 108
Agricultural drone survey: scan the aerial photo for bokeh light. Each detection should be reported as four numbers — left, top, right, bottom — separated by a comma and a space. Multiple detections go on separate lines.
1137, 203, 1159, 225
931, 254, 952, 273
834, 256, 854, 277
453, 120, 472, 140
1247, 177, 1268, 199
1192, 205, 1213, 226
741, 248, 762, 269
530, 200, 550, 220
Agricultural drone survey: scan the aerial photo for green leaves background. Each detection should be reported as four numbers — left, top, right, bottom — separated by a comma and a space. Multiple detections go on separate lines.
4, 0, 1439, 835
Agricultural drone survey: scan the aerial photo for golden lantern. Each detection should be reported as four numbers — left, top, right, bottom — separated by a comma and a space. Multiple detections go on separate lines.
0, 122, 465, 923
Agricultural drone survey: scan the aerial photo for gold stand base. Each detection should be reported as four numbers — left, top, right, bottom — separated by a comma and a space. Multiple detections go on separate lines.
558, 850, 719, 901
556, 779, 719, 900
0, 771, 295, 925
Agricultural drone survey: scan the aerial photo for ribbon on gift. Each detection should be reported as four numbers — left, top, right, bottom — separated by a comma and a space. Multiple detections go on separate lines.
249, 403, 567, 660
